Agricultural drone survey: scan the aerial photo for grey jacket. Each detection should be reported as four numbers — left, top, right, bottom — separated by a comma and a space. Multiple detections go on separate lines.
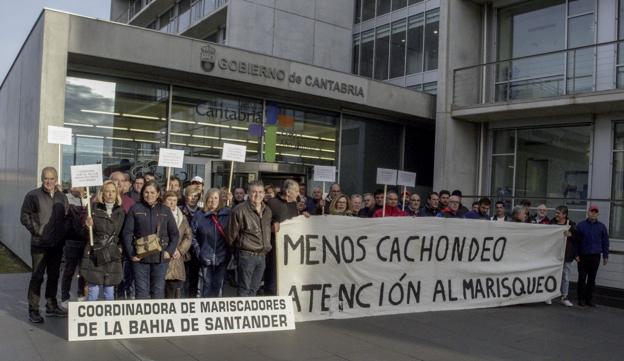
227, 201, 272, 254
20, 186, 69, 248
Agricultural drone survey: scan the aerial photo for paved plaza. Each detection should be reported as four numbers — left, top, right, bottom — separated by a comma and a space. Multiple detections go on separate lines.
1, 273, 623, 361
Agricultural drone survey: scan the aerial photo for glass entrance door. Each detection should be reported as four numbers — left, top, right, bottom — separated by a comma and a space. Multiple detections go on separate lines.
173, 156, 212, 188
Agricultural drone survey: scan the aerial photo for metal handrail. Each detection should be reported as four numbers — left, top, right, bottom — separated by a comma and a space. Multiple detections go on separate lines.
454, 38, 622, 73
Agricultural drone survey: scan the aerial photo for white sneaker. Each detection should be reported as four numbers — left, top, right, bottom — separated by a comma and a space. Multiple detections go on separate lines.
545, 299, 552, 305
77, 296, 86, 302
60, 300, 69, 311
561, 298, 573, 307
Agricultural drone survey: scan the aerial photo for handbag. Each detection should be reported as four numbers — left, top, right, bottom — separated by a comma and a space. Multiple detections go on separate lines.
134, 219, 163, 259
92, 235, 121, 265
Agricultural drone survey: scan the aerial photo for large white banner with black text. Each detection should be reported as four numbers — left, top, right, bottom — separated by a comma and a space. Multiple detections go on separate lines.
277, 216, 567, 321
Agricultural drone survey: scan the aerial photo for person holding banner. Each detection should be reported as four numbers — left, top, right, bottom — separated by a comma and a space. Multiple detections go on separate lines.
227, 180, 272, 297
192, 188, 232, 297
265, 180, 303, 295
420, 192, 440, 217
122, 180, 180, 299
464, 198, 492, 220
163, 191, 193, 298
81, 181, 125, 301
181, 184, 203, 297
21, 167, 69, 323
437, 195, 463, 218
405, 193, 422, 216
372, 191, 406, 218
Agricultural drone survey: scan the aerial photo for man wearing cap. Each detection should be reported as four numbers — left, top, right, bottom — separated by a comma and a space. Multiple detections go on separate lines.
190, 176, 204, 193
574, 205, 610, 307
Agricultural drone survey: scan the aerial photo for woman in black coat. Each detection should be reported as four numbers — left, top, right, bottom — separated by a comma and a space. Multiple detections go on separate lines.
122, 180, 180, 299
81, 180, 125, 301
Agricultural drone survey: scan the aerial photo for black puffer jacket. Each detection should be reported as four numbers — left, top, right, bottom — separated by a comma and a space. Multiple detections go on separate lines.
20, 187, 69, 248
80, 203, 125, 286
122, 202, 180, 264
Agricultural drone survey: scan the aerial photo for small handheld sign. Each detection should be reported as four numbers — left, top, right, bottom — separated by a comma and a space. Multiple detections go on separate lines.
397, 171, 417, 211
48, 126, 73, 186
313, 166, 336, 216
70, 164, 103, 246
158, 148, 185, 191
376, 168, 398, 217
222, 143, 247, 206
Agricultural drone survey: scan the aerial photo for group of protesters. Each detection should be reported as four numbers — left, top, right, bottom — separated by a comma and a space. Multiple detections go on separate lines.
20, 166, 609, 324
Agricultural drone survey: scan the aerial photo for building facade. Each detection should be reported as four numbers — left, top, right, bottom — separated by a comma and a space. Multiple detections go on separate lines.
0, 10, 434, 264
439, 0, 624, 290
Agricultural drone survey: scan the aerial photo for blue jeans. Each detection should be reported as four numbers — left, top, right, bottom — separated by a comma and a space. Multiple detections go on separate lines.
236, 251, 266, 297
87, 284, 115, 301
132, 262, 168, 299
560, 261, 574, 297
200, 262, 227, 298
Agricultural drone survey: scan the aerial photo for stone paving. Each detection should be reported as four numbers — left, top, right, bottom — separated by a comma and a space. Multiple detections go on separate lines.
1, 273, 623, 361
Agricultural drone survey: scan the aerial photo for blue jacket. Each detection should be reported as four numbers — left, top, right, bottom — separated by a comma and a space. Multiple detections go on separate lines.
464, 210, 490, 220
574, 219, 609, 258
192, 207, 231, 267
122, 202, 180, 264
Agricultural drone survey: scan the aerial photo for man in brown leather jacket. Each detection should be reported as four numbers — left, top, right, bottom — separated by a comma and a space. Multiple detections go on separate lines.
227, 180, 272, 296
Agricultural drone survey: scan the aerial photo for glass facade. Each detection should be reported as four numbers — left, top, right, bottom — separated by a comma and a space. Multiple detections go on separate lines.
62, 74, 169, 183
62, 73, 424, 193
611, 122, 624, 238
352, 8, 439, 79
496, 0, 596, 101
490, 125, 591, 221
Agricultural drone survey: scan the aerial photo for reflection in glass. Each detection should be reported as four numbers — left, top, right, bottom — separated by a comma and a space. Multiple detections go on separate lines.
392, 0, 407, 11
352, 34, 360, 75
611, 124, 624, 238
568, 0, 594, 16
62, 74, 169, 184
265, 103, 338, 166
406, 13, 424, 74
362, 0, 375, 21
377, 0, 391, 16
341, 115, 402, 194
374, 25, 390, 80
424, 9, 439, 71
169, 87, 263, 160
354, 0, 362, 24
360, 30, 375, 78
390, 19, 407, 78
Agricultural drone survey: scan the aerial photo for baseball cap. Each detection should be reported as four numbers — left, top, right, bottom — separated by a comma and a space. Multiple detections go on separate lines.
191, 176, 204, 184
589, 204, 599, 212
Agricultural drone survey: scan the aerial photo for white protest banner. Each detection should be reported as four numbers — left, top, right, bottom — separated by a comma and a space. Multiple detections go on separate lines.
70, 164, 103, 187
277, 216, 566, 322
313, 165, 336, 183
376, 168, 397, 185
222, 143, 247, 162
48, 125, 72, 145
397, 171, 416, 187
158, 148, 185, 168
68, 296, 295, 341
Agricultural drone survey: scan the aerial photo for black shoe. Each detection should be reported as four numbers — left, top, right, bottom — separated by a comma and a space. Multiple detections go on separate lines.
586, 302, 596, 307
29, 310, 44, 323
46, 305, 68, 318
578, 301, 586, 307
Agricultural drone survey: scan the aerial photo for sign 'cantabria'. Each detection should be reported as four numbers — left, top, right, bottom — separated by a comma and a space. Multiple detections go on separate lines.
277, 216, 567, 322
200, 45, 366, 100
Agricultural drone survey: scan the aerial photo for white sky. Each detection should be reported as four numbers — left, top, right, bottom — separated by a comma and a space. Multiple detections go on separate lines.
0, 0, 111, 81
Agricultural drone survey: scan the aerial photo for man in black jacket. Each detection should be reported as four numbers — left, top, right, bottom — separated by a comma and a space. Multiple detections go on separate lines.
20, 167, 69, 323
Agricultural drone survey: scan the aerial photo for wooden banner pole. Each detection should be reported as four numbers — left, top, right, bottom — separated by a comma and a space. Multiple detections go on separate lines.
227, 161, 234, 207
382, 184, 388, 217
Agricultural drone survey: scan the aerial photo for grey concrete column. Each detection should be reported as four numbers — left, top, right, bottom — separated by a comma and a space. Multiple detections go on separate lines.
433, 0, 482, 195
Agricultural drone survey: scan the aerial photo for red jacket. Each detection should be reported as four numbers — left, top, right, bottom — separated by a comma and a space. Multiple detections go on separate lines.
373, 206, 407, 218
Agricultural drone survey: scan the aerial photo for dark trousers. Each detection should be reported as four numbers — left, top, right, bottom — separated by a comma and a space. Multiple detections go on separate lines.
577, 254, 601, 304
28, 245, 63, 311
165, 280, 184, 299
237, 251, 266, 297
184, 253, 200, 298
263, 241, 277, 295
116, 259, 135, 299
200, 262, 228, 297
132, 262, 168, 299
60, 242, 85, 301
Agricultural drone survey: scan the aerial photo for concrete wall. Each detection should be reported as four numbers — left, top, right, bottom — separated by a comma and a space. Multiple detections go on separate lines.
0, 15, 45, 265
433, 0, 482, 195
226, 0, 354, 72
